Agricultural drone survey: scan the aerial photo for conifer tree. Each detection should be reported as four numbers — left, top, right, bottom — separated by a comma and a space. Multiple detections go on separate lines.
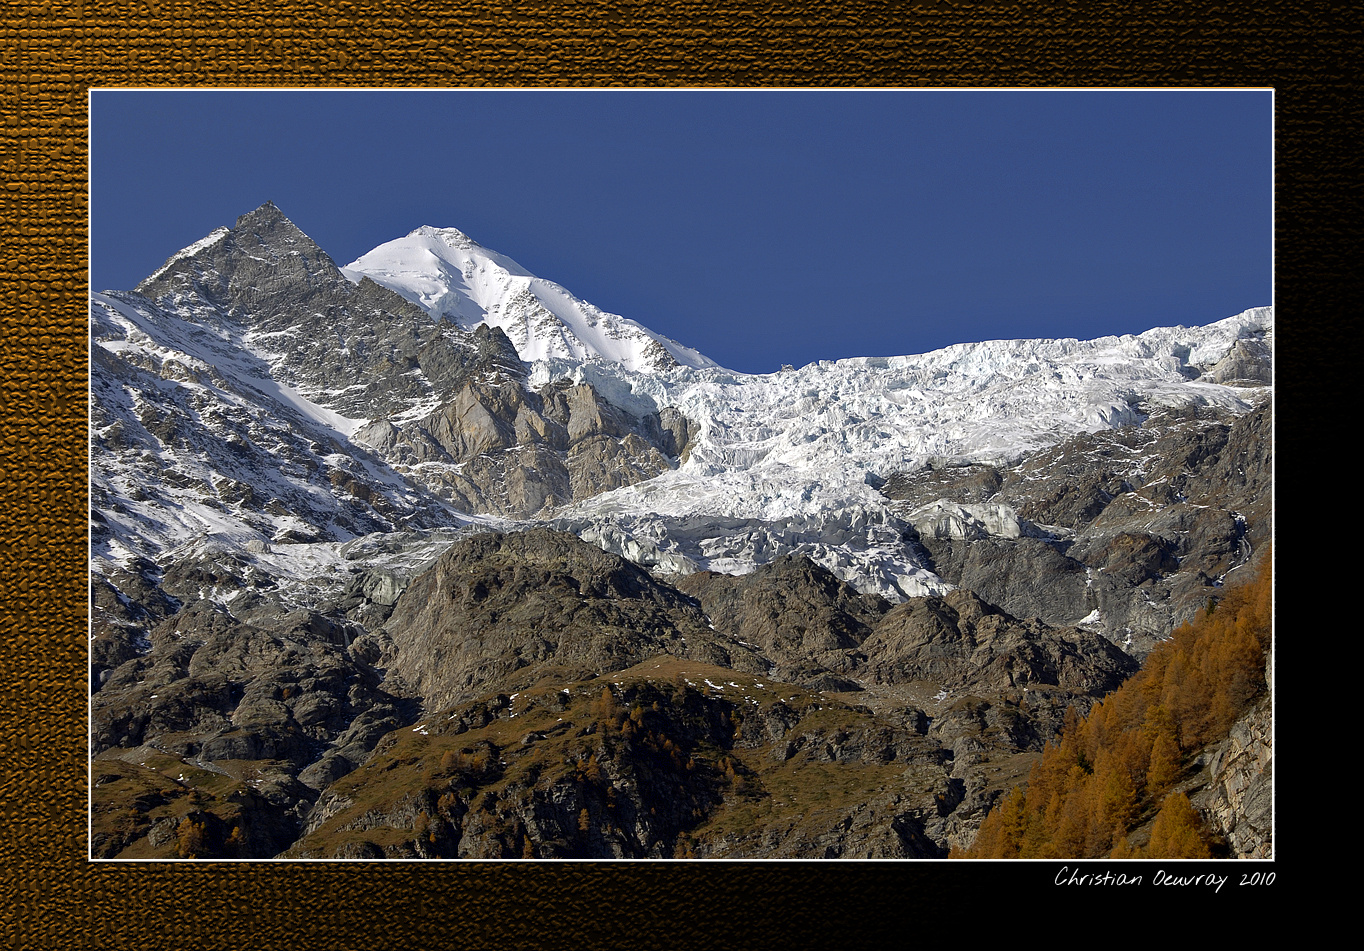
1146, 731, 1181, 797
1145, 792, 1211, 858
176, 817, 208, 858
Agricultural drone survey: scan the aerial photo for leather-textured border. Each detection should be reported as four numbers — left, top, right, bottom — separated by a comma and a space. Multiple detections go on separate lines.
5, 2, 1339, 946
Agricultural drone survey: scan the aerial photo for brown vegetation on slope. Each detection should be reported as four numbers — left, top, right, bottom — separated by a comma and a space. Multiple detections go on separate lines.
954, 549, 1271, 859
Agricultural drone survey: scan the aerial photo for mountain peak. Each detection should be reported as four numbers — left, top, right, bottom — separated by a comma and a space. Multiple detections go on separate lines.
136, 201, 342, 311
345, 226, 721, 373
137, 202, 324, 294
407, 224, 480, 249
231, 201, 318, 250
236, 199, 284, 227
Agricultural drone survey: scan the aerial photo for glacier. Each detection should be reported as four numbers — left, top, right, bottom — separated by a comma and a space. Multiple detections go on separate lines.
531, 308, 1270, 599
338, 219, 1270, 597
92, 207, 1271, 607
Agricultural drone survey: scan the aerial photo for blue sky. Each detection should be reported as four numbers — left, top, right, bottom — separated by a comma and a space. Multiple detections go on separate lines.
91, 89, 1271, 374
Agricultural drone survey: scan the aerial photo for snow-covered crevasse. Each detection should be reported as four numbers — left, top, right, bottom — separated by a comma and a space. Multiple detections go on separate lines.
95, 207, 1270, 604
530, 307, 1271, 598
544, 307, 1270, 519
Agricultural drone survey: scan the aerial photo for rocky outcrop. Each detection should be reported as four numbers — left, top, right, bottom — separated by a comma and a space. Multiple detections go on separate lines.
676, 552, 1135, 701
380, 529, 767, 712
353, 377, 693, 519
883, 402, 1272, 659
677, 553, 889, 686
1205, 336, 1273, 385
859, 588, 1137, 696
1195, 694, 1272, 858
90, 556, 182, 690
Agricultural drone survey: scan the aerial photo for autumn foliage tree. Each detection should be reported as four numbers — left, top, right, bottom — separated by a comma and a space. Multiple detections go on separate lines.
954, 550, 1270, 859
176, 816, 209, 858
1144, 792, 1211, 859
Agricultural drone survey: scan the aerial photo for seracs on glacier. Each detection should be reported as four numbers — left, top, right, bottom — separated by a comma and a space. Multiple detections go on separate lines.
343, 221, 1270, 601
535, 309, 1268, 599
95, 210, 1271, 607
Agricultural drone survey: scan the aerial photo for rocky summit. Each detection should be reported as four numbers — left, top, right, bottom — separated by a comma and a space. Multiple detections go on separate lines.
90, 203, 1272, 859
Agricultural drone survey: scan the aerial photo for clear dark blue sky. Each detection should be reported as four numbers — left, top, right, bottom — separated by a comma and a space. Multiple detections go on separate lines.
91, 89, 1271, 374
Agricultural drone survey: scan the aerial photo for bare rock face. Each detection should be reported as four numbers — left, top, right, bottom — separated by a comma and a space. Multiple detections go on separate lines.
859, 589, 1138, 696
353, 377, 693, 519
677, 553, 890, 686
91, 557, 182, 690
1195, 694, 1272, 858
658, 406, 698, 461
1205, 336, 1273, 385
883, 402, 1271, 659
381, 529, 766, 712
423, 380, 527, 459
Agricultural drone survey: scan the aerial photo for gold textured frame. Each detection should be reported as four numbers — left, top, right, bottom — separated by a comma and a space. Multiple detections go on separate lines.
7, 3, 1327, 945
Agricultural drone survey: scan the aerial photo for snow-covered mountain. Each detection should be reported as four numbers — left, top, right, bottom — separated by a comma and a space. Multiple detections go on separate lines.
343, 225, 718, 373
91, 203, 1271, 607
537, 308, 1271, 598
88, 203, 1273, 861
91, 203, 519, 571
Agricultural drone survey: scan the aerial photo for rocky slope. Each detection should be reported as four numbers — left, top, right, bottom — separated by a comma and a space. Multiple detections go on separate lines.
89, 203, 1272, 859
92, 527, 1140, 859
883, 400, 1271, 659
286, 659, 957, 860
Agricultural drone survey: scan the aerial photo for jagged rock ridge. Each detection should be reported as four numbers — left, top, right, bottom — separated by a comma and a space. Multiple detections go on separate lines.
91, 203, 702, 575
89, 203, 1272, 859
